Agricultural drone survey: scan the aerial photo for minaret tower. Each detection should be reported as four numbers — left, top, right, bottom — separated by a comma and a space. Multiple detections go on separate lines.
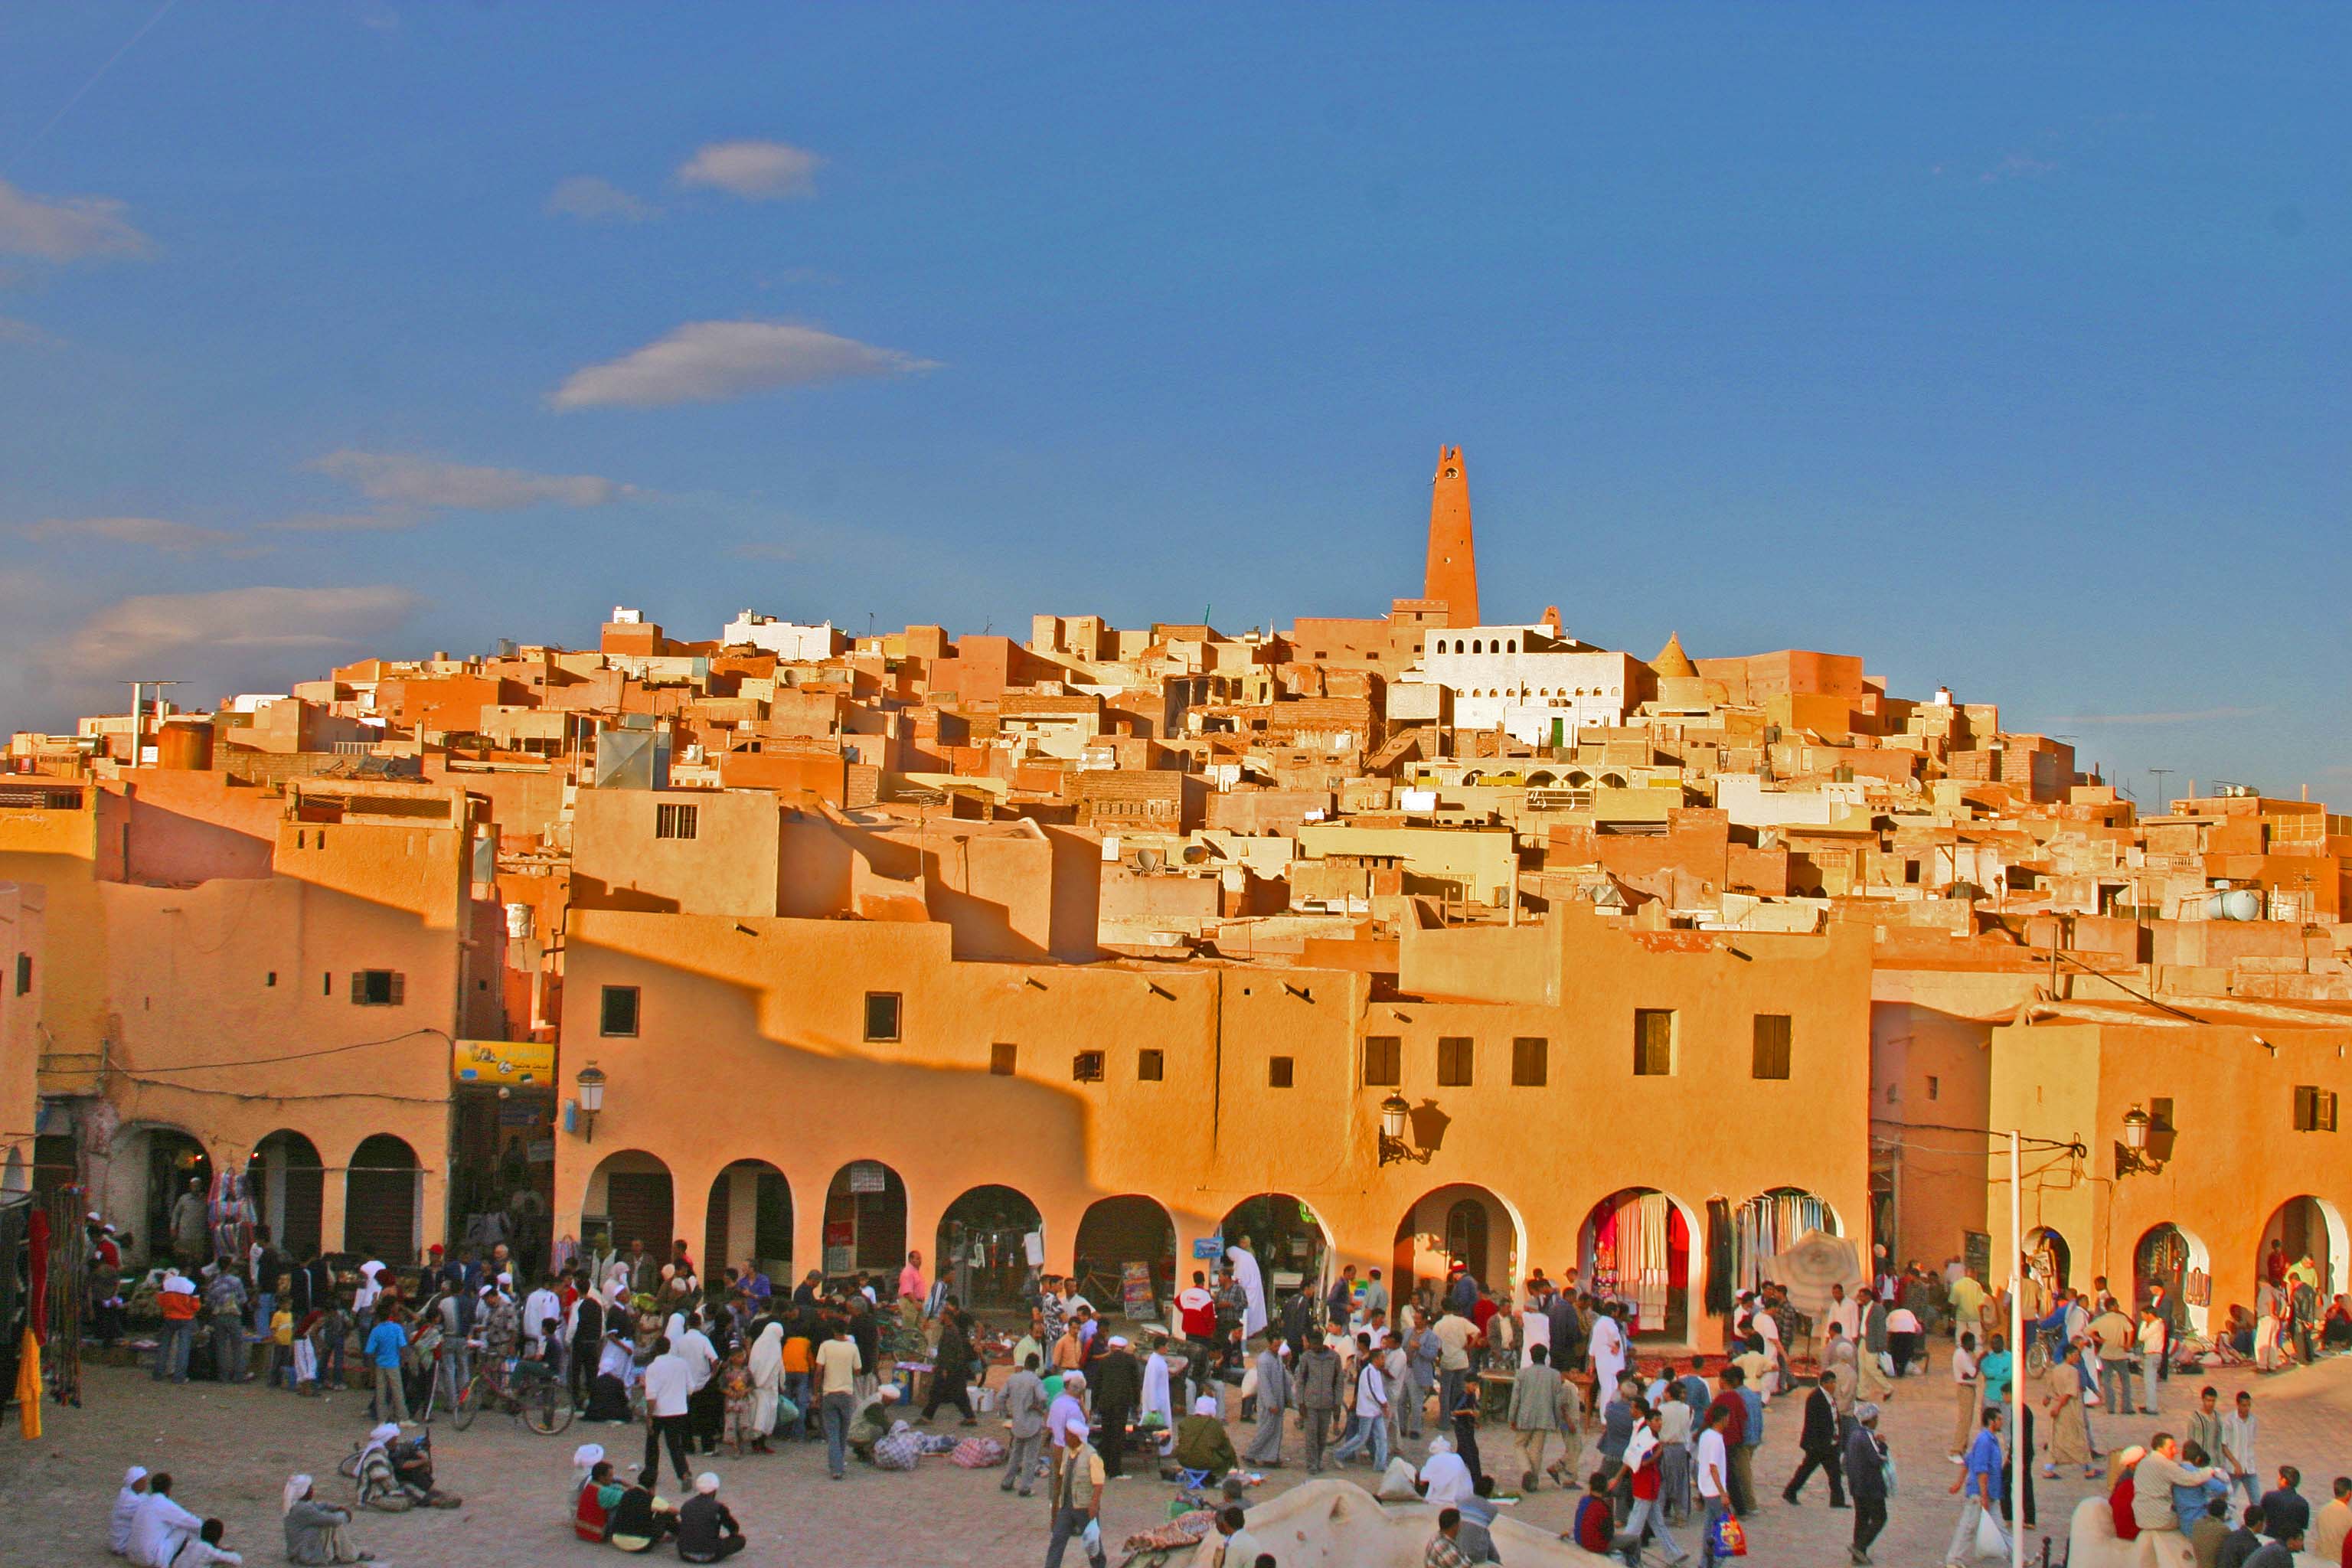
1423, 445, 1480, 627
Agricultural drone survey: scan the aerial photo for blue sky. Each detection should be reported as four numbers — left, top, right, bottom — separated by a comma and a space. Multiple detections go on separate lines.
3, 4, 2344, 802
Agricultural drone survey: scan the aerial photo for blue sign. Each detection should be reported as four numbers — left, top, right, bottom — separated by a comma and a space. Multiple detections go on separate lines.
1193, 1234, 1224, 1260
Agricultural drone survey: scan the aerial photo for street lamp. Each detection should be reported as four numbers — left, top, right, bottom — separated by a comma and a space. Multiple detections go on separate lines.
575, 1063, 607, 1143
1377, 1093, 1426, 1166
2115, 1103, 2166, 1177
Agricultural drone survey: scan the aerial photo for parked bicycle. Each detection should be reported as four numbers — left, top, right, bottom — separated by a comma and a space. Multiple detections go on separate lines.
442, 1344, 573, 1434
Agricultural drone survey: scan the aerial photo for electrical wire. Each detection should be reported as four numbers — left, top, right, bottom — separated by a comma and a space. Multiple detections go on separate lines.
124, 1026, 452, 1073
116, 1071, 450, 1108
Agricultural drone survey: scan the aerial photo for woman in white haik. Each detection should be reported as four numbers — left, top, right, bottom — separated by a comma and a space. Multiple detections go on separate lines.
1227, 1243, 1267, 1340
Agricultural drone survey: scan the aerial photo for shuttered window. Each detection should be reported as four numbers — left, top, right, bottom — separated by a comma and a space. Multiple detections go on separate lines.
1633, 1010, 1674, 1076
1752, 1014, 1792, 1080
350, 970, 404, 1006
1511, 1037, 1547, 1086
1437, 1036, 1473, 1087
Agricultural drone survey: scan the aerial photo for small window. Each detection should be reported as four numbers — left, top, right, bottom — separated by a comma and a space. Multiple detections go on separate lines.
1511, 1037, 1547, 1086
1751, 1014, 1792, 1080
655, 802, 699, 840
1137, 1048, 1165, 1082
264, 971, 276, 988
989, 1043, 1017, 1076
12, 953, 29, 996
1903, 860, 1922, 885
350, 969, 404, 1007
1437, 1036, 1474, 1087
600, 985, 640, 1037
1633, 1009, 1674, 1076
1072, 1050, 1106, 1083
2293, 1085, 2338, 1133
1927, 1074, 1940, 1101
864, 991, 902, 1042
1268, 1056, 1295, 1088
322, 972, 334, 997
1363, 1036, 1400, 1086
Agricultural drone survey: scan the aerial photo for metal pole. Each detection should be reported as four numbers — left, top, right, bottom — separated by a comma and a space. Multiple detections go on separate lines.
2010, 1127, 2025, 1568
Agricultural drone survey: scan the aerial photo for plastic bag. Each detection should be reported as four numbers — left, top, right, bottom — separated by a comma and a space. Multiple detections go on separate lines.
773, 1394, 801, 1431
1709, 1511, 1748, 1557
1082, 1519, 1102, 1554
1974, 1508, 2009, 1560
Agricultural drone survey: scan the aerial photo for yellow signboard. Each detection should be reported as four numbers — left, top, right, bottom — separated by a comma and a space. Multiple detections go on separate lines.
452, 1037, 556, 1087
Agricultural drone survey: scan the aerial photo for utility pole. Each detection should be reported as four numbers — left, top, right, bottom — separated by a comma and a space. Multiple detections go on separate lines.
123, 679, 182, 764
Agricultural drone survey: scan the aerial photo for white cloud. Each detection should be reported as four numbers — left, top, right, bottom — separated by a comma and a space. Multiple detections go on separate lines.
551, 320, 937, 410
21, 515, 259, 554
312, 449, 632, 509
547, 175, 658, 224
56, 585, 421, 681
676, 140, 821, 201
265, 508, 420, 532
0, 176, 152, 262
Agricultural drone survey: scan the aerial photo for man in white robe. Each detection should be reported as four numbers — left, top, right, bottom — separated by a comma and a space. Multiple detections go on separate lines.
1140, 1338, 1176, 1439
1227, 1243, 1267, 1340
128, 1477, 202, 1567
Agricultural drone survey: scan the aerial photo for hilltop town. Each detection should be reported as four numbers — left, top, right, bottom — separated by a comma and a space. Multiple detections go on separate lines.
3, 446, 2345, 1348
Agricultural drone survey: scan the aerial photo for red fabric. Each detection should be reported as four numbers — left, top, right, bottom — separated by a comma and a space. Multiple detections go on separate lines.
1177, 1289, 1216, 1341
2109, 1475, 2138, 1540
574, 1481, 609, 1541
1472, 1298, 1499, 1333
1707, 1390, 1749, 1445
1573, 1496, 1613, 1552
26, 1209, 49, 1342
160, 1290, 201, 1322
1632, 1455, 1662, 1501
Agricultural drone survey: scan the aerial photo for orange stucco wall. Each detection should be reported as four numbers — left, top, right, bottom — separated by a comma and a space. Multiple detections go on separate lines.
554, 904, 1870, 1346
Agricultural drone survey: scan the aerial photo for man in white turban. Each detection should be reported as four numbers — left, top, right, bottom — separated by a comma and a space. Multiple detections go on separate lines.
109, 1465, 149, 1555
282, 1475, 367, 1565
1416, 1434, 1475, 1506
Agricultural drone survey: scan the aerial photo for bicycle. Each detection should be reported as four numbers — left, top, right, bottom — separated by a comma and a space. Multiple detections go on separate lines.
446, 1346, 573, 1435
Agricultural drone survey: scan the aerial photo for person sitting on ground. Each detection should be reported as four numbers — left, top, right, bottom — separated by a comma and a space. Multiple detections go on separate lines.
675, 1472, 746, 1563
1426, 1507, 1475, 1568
109, 1465, 150, 1557
2171, 1442, 2232, 1534
1455, 1475, 1501, 1564
846, 1383, 903, 1462
2189, 1497, 2230, 1567
1173, 1393, 1241, 1478
2132, 1431, 2225, 1542
169, 1517, 243, 1566
1415, 1434, 1475, 1508
127, 1474, 201, 1568
1570, 1471, 1615, 1554
354, 1423, 460, 1511
280, 1475, 368, 1566
575, 1459, 617, 1543
2243, 1525, 2303, 1568
601, 1468, 678, 1553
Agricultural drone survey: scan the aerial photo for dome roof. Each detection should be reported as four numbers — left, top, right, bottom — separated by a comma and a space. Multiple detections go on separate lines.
1651, 631, 1698, 680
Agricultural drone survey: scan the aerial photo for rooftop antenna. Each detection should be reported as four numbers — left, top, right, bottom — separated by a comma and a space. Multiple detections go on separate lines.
2145, 767, 2172, 811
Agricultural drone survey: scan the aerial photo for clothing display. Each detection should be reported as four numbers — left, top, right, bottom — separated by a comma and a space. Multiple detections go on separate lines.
1584, 1193, 1683, 1332
1732, 1192, 1835, 1298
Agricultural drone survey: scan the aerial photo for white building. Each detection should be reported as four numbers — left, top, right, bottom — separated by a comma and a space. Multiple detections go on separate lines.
720, 611, 843, 663
1407, 622, 1647, 746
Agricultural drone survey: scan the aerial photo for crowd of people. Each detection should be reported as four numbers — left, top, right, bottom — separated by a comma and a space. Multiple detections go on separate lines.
90, 1204, 2352, 1568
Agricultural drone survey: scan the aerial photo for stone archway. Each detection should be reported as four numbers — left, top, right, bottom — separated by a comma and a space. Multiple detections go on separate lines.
1072, 1194, 1177, 1322
936, 1184, 1044, 1312
250, 1129, 325, 1261
704, 1160, 792, 1287
1580, 1187, 1698, 1342
345, 1134, 421, 1265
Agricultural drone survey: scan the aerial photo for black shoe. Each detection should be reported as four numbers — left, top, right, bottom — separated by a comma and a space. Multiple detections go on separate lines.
1783, 1494, 1802, 1507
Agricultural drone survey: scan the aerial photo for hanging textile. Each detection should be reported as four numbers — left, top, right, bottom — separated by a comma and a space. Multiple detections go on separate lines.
14, 1328, 38, 1439
1705, 1199, 1736, 1315
1732, 1192, 1832, 1297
